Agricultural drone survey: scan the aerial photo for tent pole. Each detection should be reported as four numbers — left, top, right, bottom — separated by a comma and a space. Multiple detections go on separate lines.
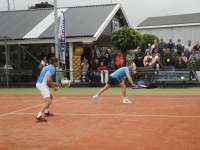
5, 37, 9, 88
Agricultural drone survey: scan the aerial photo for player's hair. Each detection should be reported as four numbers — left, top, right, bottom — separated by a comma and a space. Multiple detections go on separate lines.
127, 62, 133, 66
50, 57, 59, 64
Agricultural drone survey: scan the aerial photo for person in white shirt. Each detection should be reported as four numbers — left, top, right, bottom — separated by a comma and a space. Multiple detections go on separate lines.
41, 56, 48, 67
184, 40, 193, 52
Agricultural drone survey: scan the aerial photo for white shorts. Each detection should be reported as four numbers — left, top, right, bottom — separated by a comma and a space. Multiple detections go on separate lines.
36, 83, 50, 99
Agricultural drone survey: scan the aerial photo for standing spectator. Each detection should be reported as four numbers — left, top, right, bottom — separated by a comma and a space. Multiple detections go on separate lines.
88, 50, 98, 63
174, 40, 184, 55
41, 56, 48, 67
107, 59, 117, 74
143, 51, 152, 67
117, 60, 126, 69
181, 52, 187, 63
81, 59, 89, 81
135, 48, 144, 67
167, 38, 175, 51
188, 49, 198, 67
151, 40, 158, 49
184, 47, 191, 60
93, 46, 101, 58
115, 50, 124, 66
82, 45, 91, 61
196, 47, 200, 58
145, 44, 152, 54
176, 39, 184, 46
185, 40, 193, 52
175, 56, 187, 70
193, 41, 200, 53
108, 47, 117, 63
126, 49, 135, 63
153, 58, 162, 82
98, 51, 108, 67
171, 49, 179, 66
164, 48, 172, 66
158, 38, 167, 54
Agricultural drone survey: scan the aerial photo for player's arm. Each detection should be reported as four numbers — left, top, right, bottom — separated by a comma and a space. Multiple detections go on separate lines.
126, 73, 136, 87
47, 74, 58, 91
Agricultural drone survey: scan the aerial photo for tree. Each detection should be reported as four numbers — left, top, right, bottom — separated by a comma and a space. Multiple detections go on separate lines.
111, 26, 143, 52
142, 33, 159, 45
28, 6, 35, 9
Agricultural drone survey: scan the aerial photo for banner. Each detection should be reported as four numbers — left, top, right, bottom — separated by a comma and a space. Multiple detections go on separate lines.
58, 11, 66, 64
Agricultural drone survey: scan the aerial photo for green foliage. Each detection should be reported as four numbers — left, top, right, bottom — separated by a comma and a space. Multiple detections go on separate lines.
142, 34, 159, 45
28, 6, 35, 9
111, 26, 143, 52
194, 58, 200, 70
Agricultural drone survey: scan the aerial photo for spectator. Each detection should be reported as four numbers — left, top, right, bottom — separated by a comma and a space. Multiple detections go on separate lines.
151, 40, 158, 49
152, 44, 159, 54
135, 48, 144, 67
143, 51, 152, 67
89, 59, 100, 82
88, 49, 98, 63
117, 60, 126, 69
4, 61, 13, 69
40, 52, 46, 61
41, 56, 48, 67
98, 62, 107, 72
85, 60, 94, 81
193, 41, 200, 52
167, 38, 175, 51
108, 47, 117, 63
184, 47, 191, 60
185, 40, 193, 52
176, 39, 184, 46
161, 48, 167, 65
196, 47, 200, 58
149, 53, 156, 66
174, 40, 184, 55
81, 59, 89, 81
164, 48, 172, 66
115, 50, 124, 66
126, 49, 135, 63
11, 59, 21, 69
128, 59, 136, 81
82, 45, 91, 61
153, 48, 161, 60
158, 38, 167, 54
188, 49, 198, 67
145, 44, 152, 54
171, 49, 179, 66
175, 56, 187, 70
153, 57, 162, 82
181, 52, 187, 63
107, 59, 117, 74
93, 46, 101, 58
98, 51, 108, 67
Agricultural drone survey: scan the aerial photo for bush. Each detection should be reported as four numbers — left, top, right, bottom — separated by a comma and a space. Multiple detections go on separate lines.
142, 34, 159, 45
194, 58, 200, 70
111, 26, 143, 52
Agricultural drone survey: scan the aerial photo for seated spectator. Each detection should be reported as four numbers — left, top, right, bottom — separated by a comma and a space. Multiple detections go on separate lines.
174, 40, 184, 55
143, 51, 152, 67
196, 47, 200, 58
89, 59, 100, 82
81, 59, 89, 82
107, 59, 117, 74
161, 48, 167, 65
175, 56, 187, 70
108, 47, 117, 63
188, 49, 198, 68
171, 49, 179, 66
126, 49, 135, 63
153, 48, 161, 60
149, 53, 156, 67
145, 44, 152, 54
117, 60, 126, 69
4, 61, 13, 69
85, 60, 94, 82
128, 59, 136, 81
193, 41, 200, 53
181, 52, 187, 63
89, 50, 98, 62
164, 48, 172, 66
184, 47, 191, 60
185, 40, 193, 52
135, 48, 144, 67
98, 51, 108, 67
167, 38, 175, 51
115, 50, 124, 66
98, 62, 107, 72
11, 59, 21, 69
153, 58, 162, 82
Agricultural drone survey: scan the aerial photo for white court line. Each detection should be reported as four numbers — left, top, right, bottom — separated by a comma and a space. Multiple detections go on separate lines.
11, 113, 200, 118
0, 97, 66, 117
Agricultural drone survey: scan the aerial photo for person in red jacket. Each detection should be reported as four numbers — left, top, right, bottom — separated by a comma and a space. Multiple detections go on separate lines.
115, 50, 124, 66
98, 62, 107, 72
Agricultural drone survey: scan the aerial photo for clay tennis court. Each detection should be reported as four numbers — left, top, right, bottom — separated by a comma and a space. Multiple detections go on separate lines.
0, 94, 200, 150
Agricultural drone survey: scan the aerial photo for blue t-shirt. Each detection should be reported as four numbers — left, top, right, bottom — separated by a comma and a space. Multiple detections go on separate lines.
110, 67, 130, 82
37, 64, 55, 86
197, 52, 200, 58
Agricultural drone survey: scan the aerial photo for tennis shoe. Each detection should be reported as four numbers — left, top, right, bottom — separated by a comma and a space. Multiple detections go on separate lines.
43, 112, 55, 117
93, 95, 98, 103
123, 98, 132, 104
35, 116, 47, 122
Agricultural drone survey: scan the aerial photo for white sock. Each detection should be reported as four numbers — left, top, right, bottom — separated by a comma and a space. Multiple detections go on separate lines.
44, 109, 49, 114
95, 94, 98, 97
123, 97, 127, 100
37, 112, 42, 118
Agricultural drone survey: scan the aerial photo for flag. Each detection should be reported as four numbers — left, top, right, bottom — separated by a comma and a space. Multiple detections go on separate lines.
58, 11, 66, 64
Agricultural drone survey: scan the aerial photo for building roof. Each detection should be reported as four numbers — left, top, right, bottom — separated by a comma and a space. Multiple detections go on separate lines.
137, 13, 200, 27
0, 4, 130, 42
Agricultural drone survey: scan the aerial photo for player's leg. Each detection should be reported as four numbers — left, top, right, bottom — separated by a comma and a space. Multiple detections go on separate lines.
43, 94, 55, 117
118, 82, 131, 104
93, 84, 111, 103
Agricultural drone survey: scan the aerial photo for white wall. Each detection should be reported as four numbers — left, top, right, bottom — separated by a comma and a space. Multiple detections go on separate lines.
136, 26, 200, 46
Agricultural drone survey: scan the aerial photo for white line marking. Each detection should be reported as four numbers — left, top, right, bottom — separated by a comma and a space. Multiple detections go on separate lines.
10, 113, 200, 118
0, 97, 66, 117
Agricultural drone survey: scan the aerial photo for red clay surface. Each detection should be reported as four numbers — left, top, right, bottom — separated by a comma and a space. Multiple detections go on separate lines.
0, 94, 200, 150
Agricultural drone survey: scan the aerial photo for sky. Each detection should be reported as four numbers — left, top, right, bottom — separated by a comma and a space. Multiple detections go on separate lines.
1, 0, 200, 27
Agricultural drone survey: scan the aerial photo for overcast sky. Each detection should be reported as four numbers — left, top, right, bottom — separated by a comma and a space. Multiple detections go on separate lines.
1, 0, 200, 27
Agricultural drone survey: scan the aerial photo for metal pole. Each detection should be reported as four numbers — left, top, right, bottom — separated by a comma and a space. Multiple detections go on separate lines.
13, 0, 15, 10
7, 0, 10, 11
54, 0, 59, 83
5, 37, 9, 88
111, 0, 112, 4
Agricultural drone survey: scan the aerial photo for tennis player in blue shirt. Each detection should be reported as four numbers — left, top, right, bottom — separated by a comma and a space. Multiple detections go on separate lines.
93, 62, 136, 104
